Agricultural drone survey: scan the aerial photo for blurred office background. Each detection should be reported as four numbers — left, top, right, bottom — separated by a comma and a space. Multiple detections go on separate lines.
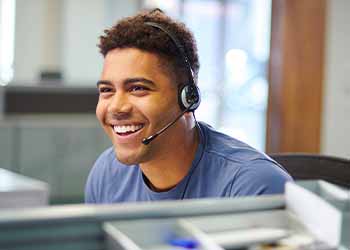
0, 0, 349, 204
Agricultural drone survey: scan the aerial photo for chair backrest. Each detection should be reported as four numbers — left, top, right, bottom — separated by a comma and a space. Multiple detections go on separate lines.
269, 153, 350, 188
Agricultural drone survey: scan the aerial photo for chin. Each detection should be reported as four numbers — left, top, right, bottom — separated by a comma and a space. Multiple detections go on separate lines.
113, 147, 145, 166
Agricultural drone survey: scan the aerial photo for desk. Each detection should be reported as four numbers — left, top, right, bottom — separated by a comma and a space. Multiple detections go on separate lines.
0, 168, 49, 209
0, 181, 348, 250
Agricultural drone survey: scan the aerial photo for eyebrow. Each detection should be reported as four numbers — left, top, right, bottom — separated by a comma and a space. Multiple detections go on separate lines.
96, 77, 156, 87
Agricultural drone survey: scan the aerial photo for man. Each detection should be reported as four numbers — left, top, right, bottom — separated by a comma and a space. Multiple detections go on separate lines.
85, 9, 292, 203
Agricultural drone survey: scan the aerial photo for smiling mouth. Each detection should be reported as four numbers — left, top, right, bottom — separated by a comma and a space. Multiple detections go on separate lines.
112, 124, 144, 136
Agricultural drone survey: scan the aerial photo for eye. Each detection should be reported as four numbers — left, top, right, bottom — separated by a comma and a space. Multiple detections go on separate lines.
130, 85, 148, 92
98, 87, 112, 93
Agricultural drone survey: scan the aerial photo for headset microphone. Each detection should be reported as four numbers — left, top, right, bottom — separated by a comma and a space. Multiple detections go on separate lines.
142, 104, 193, 145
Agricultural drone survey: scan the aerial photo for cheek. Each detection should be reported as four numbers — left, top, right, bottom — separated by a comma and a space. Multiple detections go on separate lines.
96, 99, 107, 122
134, 93, 180, 123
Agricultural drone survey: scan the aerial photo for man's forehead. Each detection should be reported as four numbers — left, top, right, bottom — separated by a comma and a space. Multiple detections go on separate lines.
102, 47, 176, 84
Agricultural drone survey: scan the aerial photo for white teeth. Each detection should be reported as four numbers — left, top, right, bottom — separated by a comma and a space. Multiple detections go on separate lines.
113, 124, 143, 134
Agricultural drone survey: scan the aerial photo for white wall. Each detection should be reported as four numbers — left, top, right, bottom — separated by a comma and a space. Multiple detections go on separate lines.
61, 0, 107, 84
42, 0, 62, 72
12, 0, 139, 85
61, 0, 139, 84
13, 0, 51, 83
321, 0, 350, 158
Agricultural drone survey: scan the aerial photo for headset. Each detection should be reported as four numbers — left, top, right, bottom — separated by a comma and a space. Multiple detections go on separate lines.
144, 18, 201, 111
141, 10, 201, 145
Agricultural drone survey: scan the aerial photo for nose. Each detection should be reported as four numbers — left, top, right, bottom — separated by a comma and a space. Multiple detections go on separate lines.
107, 91, 132, 115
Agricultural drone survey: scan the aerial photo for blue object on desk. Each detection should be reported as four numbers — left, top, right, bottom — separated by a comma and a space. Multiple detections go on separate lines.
168, 238, 199, 249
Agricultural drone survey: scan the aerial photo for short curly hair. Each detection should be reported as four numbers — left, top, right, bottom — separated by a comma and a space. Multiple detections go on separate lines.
98, 9, 200, 86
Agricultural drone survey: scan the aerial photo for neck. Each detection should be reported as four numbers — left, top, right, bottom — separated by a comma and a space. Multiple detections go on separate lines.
140, 119, 199, 192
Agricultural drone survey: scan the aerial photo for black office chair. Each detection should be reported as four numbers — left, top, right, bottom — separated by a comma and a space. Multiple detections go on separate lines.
269, 153, 350, 188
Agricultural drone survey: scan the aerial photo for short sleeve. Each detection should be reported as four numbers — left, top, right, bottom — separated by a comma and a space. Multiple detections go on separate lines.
229, 159, 293, 197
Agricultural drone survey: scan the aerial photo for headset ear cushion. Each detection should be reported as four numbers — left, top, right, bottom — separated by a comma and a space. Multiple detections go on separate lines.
178, 84, 201, 111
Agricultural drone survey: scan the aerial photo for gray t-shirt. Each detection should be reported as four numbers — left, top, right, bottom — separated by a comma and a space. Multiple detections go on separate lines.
85, 122, 292, 203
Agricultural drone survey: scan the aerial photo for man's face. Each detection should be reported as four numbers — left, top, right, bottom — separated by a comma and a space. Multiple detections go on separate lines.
96, 48, 182, 165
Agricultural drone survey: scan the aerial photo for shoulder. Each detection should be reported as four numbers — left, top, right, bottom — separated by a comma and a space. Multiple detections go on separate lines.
89, 147, 117, 177
198, 122, 293, 196
98, 147, 116, 164
85, 147, 142, 203
84, 147, 117, 203
230, 159, 293, 196
199, 122, 272, 164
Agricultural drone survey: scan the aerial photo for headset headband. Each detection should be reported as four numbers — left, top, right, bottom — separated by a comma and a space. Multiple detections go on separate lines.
144, 21, 195, 86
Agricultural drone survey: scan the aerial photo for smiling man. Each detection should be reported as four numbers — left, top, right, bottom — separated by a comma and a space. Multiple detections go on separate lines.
85, 9, 292, 203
